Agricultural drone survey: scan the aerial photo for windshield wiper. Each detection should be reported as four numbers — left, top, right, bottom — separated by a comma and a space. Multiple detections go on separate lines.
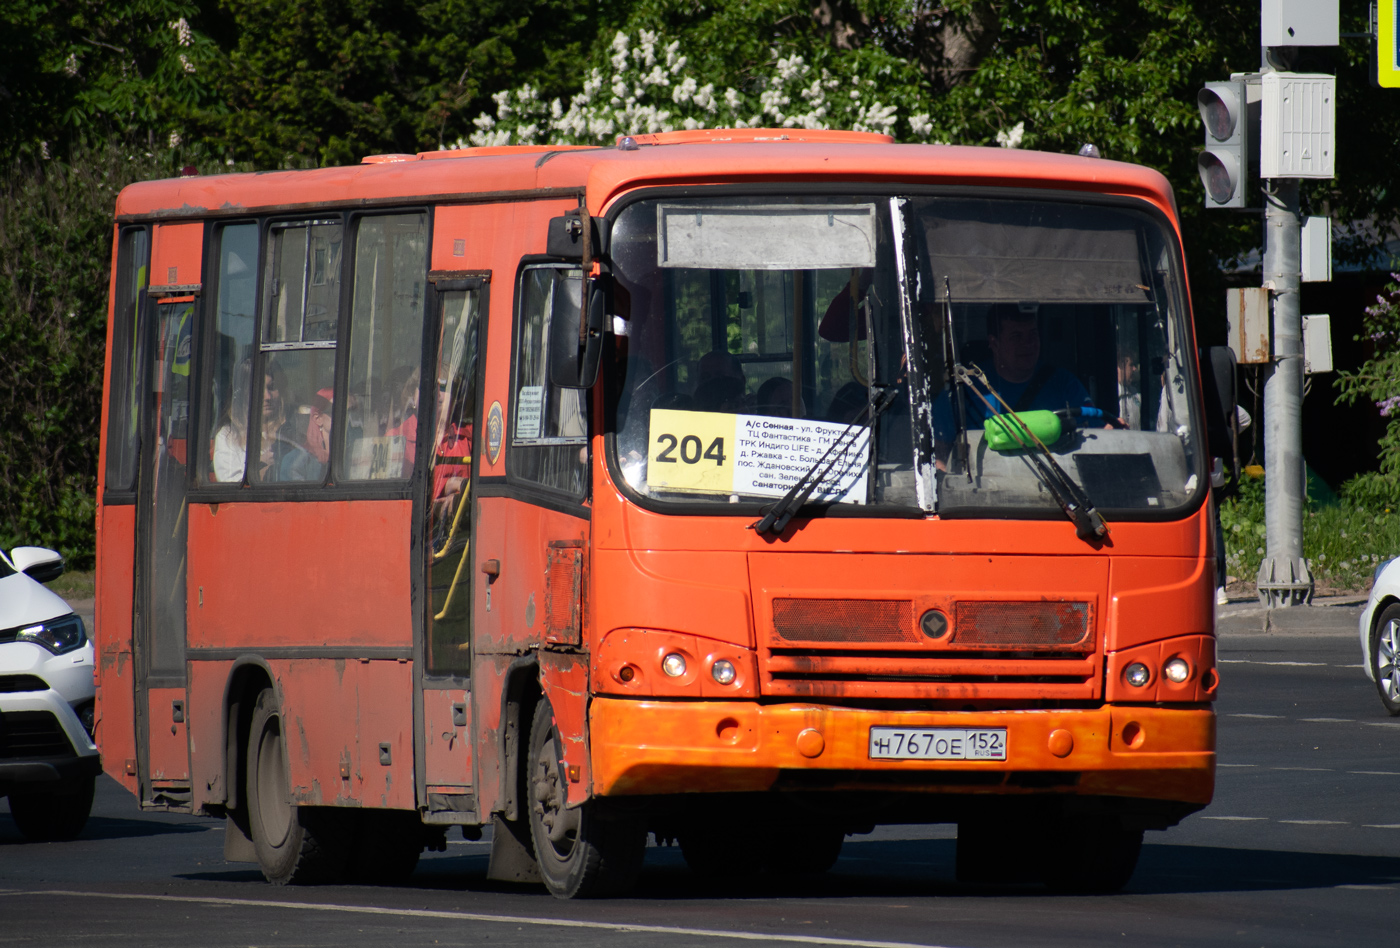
954, 363, 1109, 542
751, 387, 899, 536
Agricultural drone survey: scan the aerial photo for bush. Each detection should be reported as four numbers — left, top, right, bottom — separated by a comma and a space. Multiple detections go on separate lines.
1336, 274, 1400, 507
1220, 476, 1400, 593
0, 142, 170, 567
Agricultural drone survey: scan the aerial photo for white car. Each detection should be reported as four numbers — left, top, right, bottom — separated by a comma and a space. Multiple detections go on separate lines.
1360, 557, 1400, 716
0, 546, 99, 840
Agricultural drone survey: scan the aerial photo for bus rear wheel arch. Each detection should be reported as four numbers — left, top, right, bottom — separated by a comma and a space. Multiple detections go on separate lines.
526, 698, 647, 898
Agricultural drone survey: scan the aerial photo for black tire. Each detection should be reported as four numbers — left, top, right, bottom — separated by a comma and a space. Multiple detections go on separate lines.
245, 688, 348, 885
345, 810, 422, 885
8, 774, 95, 842
1041, 818, 1143, 894
527, 700, 647, 898
1370, 604, 1400, 716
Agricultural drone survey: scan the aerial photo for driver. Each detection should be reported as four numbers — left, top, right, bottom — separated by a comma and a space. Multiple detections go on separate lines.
933, 302, 1094, 455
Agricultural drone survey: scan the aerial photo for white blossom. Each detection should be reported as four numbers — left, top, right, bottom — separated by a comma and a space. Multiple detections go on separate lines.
995, 121, 1025, 149
63, 53, 79, 77
179, 53, 196, 74
169, 18, 193, 47
908, 113, 933, 138
168, 131, 182, 148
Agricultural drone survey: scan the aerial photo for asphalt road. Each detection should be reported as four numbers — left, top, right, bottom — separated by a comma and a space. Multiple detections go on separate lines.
2, 626, 1396, 948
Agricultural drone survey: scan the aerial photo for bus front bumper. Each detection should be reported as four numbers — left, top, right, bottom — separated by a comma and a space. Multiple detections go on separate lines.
589, 698, 1214, 806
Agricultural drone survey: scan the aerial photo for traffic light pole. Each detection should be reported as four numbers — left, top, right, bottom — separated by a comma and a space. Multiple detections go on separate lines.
1257, 177, 1313, 606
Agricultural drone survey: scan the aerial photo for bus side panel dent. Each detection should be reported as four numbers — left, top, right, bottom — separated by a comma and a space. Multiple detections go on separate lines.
590, 549, 754, 649
186, 501, 413, 650
96, 504, 138, 795
269, 658, 414, 810
539, 652, 590, 807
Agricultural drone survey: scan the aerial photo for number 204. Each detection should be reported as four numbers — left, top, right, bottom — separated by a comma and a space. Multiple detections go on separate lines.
655, 434, 727, 466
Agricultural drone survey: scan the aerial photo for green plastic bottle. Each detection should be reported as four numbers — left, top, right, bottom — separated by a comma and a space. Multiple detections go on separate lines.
984, 410, 1062, 452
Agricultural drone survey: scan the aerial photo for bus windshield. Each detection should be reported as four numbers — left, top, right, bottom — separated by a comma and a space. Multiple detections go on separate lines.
607, 192, 1201, 520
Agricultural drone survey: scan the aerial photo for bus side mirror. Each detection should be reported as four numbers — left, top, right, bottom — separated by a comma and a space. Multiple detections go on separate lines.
550, 278, 607, 389
1199, 345, 1238, 471
546, 211, 609, 261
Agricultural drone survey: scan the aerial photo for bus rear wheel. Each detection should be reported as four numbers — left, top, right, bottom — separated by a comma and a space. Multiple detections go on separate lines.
8, 775, 95, 842
527, 700, 646, 898
245, 688, 347, 885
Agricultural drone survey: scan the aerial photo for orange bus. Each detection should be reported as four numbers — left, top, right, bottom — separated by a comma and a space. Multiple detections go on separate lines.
95, 129, 1225, 897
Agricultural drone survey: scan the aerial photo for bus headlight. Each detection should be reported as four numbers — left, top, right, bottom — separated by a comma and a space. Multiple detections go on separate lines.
711, 660, 736, 685
1124, 662, 1151, 687
1163, 657, 1191, 683
662, 653, 687, 678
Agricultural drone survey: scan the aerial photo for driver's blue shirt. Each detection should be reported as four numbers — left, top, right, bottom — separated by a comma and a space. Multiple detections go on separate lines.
932, 362, 1093, 444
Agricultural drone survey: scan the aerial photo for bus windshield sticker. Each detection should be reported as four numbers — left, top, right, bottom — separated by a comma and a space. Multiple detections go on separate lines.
646, 408, 869, 504
348, 435, 407, 480
656, 204, 878, 271
515, 385, 544, 440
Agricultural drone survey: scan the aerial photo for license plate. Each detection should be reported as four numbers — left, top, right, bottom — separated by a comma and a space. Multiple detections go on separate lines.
868, 727, 1007, 761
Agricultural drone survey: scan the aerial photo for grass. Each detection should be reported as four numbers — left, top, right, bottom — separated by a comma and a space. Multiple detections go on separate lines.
1219, 477, 1400, 596
45, 568, 95, 601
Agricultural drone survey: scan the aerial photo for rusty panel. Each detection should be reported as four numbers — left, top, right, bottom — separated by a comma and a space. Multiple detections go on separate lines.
95, 504, 138, 795
773, 598, 915, 643
589, 549, 753, 649
952, 601, 1092, 648
1108, 554, 1214, 652
1226, 286, 1271, 365
472, 498, 586, 656
544, 542, 583, 646
423, 687, 473, 791
470, 653, 515, 817
539, 652, 590, 806
272, 658, 415, 810
145, 686, 189, 783
187, 660, 232, 811
186, 500, 412, 649
149, 222, 203, 288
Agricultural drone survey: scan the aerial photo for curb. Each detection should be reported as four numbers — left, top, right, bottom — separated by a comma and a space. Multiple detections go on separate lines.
1216, 595, 1366, 635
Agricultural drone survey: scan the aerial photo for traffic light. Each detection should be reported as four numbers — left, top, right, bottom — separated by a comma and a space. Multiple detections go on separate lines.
1197, 80, 1250, 208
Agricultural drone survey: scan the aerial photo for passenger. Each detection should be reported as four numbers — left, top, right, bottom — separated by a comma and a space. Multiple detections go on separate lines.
256, 361, 296, 481
693, 374, 745, 413
933, 302, 1093, 456
386, 365, 421, 475
755, 376, 795, 417
278, 388, 333, 482
212, 360, 252, 482
826, 380, 868, 424
696, 349, 744, 387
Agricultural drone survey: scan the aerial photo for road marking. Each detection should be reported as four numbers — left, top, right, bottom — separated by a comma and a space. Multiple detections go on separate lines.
1217, 763, 1257, 768
1362, 824, 1400, 829
1278, 820, 1347, 825
1300, 717, 1353, 723
1201, 816, 1267, 821
1268, 767, 1333, 772
0, 890, 962, 948
1217, 660, 1326, 666
1349, 771, 1400, 776
1362, 721, 1400, 729
1226, 713, 1284, 719
1335, 884, 1400, 890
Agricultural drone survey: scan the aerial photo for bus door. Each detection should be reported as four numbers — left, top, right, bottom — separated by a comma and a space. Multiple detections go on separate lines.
133, 223, 203, 808
419, 279, 485, 821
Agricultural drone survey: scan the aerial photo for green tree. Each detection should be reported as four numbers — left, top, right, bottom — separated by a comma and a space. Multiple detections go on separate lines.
1335, 276, 1400, 506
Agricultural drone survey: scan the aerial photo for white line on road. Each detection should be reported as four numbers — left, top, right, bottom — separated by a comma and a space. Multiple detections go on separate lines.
1362, 824, 1400, 829
1226, 713, 1285, 718
1277, 820, 1348, 825
0, 890, 961, 948
1201, 816, 1267, 821
1362, 721, 1400, 728
1217, 660, 1327, 666
1300, 718, 1354, 723
1269, 767, 1333, 772
1217, 763, 1257, 768
1349, 771, 1400, 776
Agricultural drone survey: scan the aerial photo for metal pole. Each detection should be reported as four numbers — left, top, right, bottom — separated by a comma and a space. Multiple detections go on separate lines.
1256, 177, 1313, 606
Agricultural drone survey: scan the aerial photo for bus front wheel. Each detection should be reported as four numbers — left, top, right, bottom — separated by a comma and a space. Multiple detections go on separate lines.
245, 688, 347, 885
1041, 818, 1143, 893
527, 700, 646, 898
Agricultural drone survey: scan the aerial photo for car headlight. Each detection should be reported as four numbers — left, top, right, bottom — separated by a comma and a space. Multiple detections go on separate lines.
16, 614, 86, 655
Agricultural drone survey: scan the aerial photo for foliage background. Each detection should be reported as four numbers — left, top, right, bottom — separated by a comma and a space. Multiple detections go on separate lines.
2, 0, 1398, 570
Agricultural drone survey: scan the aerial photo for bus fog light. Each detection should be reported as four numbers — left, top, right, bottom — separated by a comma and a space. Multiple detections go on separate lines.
662, 653, 687, 678
1163, 657, 1191, 683
711, 660, 736, 685
1124, 662, 1151, 687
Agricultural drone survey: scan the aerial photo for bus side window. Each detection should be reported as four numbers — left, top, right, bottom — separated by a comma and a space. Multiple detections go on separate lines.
204, 223, 259, 485
252, 220, 343, 484
341, 213, 429, 481
104, 227, 149, 495
511, 266, 588, 496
